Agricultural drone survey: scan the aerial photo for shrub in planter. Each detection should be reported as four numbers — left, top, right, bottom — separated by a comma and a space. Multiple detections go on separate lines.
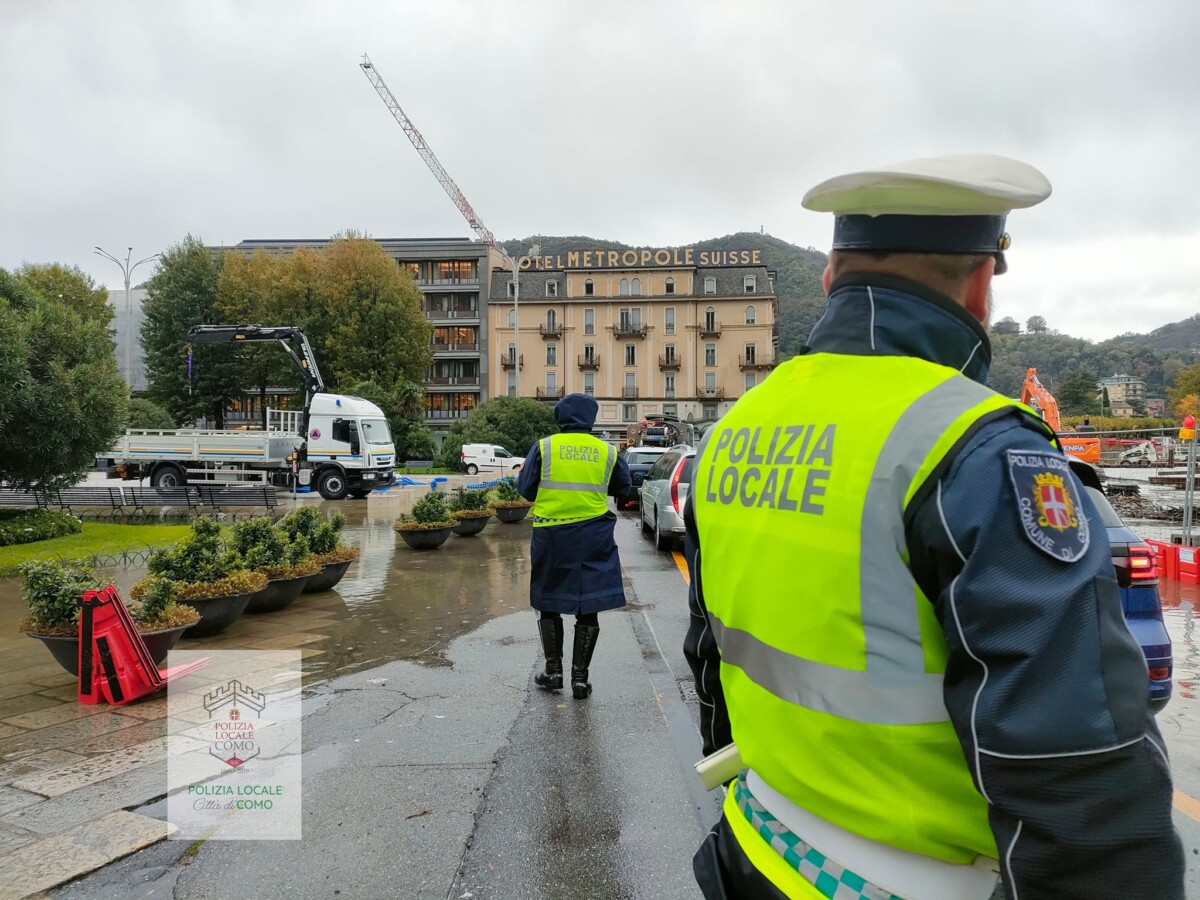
232, 518, 320, 580
395, 491, 454, 549
280, 508, 359, 566
0, 509, 82, 547
449, 486, 493, 536
490, 477, 532, 509
19, 561, 199, 674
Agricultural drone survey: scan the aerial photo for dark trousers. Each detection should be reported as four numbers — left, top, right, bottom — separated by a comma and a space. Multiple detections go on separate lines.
539, 611, 599, 626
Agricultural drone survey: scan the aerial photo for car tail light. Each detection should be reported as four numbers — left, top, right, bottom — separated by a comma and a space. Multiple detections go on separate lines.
671, 460, 684, 514
1148, 666, 1171, 681
1129, 545, 1158, 582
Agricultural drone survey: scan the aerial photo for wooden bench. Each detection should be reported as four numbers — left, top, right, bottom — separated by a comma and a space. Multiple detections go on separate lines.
196, 484, 279, 517
0, 490, 46, 510
123, 486, 203, 517
45, 487, 126, 517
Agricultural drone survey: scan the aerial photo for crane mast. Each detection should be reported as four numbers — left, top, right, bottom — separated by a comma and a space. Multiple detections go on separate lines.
358, 54, 497, 249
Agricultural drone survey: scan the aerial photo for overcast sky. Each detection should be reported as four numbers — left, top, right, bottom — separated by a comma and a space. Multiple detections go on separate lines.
2, 0, 1198, 342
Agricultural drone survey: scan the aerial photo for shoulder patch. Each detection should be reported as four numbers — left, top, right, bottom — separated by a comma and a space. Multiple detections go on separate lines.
1006, 449, 1090, 563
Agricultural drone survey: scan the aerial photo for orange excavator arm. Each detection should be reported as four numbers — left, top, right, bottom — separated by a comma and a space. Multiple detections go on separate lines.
1020, 367, 1062, 432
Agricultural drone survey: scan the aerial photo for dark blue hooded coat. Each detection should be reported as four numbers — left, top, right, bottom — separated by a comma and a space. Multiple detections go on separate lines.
517, 393, 631, 615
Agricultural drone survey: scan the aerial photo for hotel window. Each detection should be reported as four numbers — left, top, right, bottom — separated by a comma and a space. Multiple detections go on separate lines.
663, 403, 677, 417
546, 344, 557, 365
622, 404, 637, 422
705, 372, 717, 391
507, 370, 517, 397
744, 342, 757, 364
705, 344, 716, 366
665, 277, 675, 295
704, 276, 716, 294
584, 278, 594, 296
584, 372, 595, 396
506, 342, 516, 364
437, 260, 477, 283
625, 373, 636, 393
546, 372, 557, 393
620, 278, 630, 296
704, 306, 717, 331
703, 402, 718, 420
625, 344, 636, 366
402, 261, 421, 280
745, 305, 756, 325
664, 307, 675, 334
745, 372, 757, 391
664, 374, 676, 399
546, 309, 557, 331
744, 275, 756, 294
583, 343, 596, 363
664, 344, 676, 363
631, 277, 641, 296
584, 308, 595, 335
507, 281, 516, 298
507, 308, 516, 328
547, 281, 559, 297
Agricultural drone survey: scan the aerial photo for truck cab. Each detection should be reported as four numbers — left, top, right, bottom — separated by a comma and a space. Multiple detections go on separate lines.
303, 394, 396, 499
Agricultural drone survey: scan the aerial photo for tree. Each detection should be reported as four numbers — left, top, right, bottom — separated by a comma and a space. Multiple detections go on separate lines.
14, 263, 113, 326
1055, 369, 1100, 416
438, 397, 558, 469
1025, 315, 1048, 334
991, 316, 1021, 336
1175, 394, 1200, 421
349, 379, 435, 463
142, 236, 241, 427
1167, 363, 1200, 417
305, 234, 433, 390
126, 398, 176, 430
0, 269, 128, 491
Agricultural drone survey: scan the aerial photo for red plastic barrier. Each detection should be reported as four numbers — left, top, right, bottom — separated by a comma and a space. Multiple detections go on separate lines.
78, 586, 208, 706
1178, 546, 1200, 586
1146, 539, 1179, 582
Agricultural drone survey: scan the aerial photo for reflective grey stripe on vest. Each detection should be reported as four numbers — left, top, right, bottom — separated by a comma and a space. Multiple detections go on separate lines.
706, 375, 1001, 726
539, 438, 616, 492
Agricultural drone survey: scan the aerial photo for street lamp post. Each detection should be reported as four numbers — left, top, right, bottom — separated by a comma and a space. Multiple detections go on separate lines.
94, 246, 160, 387
503, 242, 539, 397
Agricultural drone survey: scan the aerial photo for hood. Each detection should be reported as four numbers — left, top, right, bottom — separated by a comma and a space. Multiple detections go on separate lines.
554, 393, 599, 432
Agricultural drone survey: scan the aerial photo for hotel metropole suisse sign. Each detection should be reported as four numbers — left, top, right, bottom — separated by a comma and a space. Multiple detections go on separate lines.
517, 247, 763, 271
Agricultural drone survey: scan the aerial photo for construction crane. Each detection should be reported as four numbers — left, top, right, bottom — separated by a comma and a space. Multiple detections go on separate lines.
358, 53, 497, 249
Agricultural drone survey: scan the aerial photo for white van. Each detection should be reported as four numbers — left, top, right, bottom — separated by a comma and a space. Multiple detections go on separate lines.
461, 443, 524, 476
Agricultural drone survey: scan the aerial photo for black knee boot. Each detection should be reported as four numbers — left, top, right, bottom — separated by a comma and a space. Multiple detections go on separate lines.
534, 615, 563, 690
571, 620, 600, 699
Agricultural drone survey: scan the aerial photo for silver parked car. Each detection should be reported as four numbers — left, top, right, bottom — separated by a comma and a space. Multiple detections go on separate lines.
639, 447, 696, 550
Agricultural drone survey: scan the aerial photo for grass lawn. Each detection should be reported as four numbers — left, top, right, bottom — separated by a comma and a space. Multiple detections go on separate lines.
0, 522, 190, 576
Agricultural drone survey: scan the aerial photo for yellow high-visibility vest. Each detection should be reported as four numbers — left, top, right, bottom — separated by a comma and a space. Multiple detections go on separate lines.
532, 433, 616, 527
693, 351, 1051, 876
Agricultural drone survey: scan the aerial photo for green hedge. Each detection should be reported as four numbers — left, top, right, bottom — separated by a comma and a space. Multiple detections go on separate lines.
0, 509, 83, 547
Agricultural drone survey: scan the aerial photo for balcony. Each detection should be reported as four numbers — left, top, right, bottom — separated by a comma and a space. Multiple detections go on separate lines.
423, 304, 479, 319
613, 323, 647, 339
500, 353, 523, 370
739, 355, 775, 370
578, 354, 600, 370
537, 387, 566, 400
426, 375, 481, 387
431, 342, 478, 353
658, 354, 681, 371
697, 386, 725, 400
699, 322, 722, 339
424, 408, 473, 420
622, 387, 639, 399
539, 323, 563, 340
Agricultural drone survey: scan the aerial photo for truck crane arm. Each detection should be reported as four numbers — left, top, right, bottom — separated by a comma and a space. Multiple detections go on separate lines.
186, 324, 326, 410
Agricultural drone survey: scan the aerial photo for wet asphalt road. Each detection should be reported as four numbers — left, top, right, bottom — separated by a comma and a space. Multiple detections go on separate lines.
48, 499, 1200, 898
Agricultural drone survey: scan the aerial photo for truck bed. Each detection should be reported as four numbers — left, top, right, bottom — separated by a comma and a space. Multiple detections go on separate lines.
106, 429, 301, 466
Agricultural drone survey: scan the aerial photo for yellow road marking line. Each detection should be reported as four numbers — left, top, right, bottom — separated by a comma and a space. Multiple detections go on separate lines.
1175, 789, 1200, 823
672, 550, 690, 584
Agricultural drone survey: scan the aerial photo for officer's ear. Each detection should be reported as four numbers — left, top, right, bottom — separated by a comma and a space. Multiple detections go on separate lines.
962, 257, 995, 325
821, 264, 832, 295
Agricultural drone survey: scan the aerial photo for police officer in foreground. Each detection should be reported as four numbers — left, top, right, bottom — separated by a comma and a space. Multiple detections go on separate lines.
517, 393, 631, 698
683, 155, 1184, 899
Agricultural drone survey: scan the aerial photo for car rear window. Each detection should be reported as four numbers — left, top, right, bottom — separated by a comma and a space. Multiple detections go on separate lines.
1084, 486, 1126, 528
626, 451, 665, 465
679, 456, 697, 484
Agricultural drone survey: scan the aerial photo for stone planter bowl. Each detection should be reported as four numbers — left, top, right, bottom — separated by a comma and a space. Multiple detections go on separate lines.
397, 526, 453, 550
179, 591, 255, 637
28, 622, 192, 678
450, 513, 492, 537
303, 559, 355, 594
245, 573, 313, 614
494, 504, 532, 524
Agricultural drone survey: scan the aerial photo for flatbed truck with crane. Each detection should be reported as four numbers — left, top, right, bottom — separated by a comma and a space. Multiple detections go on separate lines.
99, 325, 396, 500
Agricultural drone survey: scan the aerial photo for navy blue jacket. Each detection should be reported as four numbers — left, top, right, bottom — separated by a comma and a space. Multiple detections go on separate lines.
517, 393, 632, 615
683, 275, 1183, 899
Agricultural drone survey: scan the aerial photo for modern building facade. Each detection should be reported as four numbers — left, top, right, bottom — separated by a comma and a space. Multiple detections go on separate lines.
224, 238, 490, 444
1098, 373, 1148, 407
487, 246, 777, 431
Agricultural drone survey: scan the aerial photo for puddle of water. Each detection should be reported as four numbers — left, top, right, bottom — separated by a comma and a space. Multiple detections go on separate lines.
1159, 579, 1200, 702
0, 506, 535, 693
